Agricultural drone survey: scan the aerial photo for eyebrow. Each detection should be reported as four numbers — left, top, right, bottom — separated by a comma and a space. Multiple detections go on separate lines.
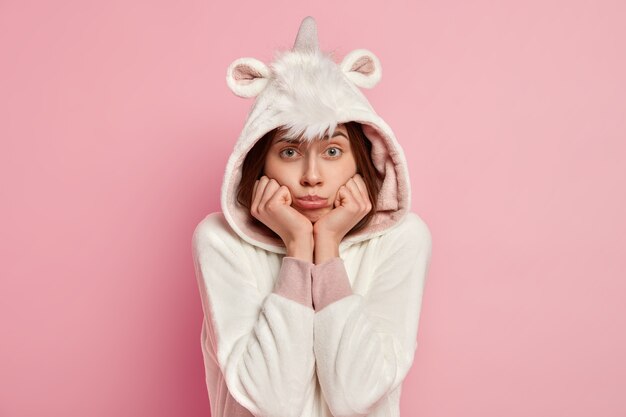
274, 131, 348, 145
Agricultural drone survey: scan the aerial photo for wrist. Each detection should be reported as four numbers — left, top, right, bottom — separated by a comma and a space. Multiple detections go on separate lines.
314, 235, 340, 264
313, 226, 339, 242
286, 234, 314, 263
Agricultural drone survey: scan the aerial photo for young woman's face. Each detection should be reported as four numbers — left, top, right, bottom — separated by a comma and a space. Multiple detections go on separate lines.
263, 123, 358, 223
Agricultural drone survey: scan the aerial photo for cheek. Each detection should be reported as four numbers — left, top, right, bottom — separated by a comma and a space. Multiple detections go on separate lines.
263, 156, 283, 179
331, 162, 358, 190
263, 158, 296, 187
263, 155, 277, 177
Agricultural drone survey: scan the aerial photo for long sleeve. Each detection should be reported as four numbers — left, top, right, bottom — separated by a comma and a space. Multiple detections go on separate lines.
192, 215, 316, 417
311, 215, 433, 417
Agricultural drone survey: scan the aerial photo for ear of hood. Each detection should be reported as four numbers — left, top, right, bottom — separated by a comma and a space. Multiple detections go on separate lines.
221, 16, 412, 255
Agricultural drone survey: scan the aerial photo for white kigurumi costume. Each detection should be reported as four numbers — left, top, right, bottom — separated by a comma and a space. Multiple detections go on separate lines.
192, 16, 433, 417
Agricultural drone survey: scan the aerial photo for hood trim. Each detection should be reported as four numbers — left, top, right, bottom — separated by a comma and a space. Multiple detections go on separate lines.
220, 110, 412, 255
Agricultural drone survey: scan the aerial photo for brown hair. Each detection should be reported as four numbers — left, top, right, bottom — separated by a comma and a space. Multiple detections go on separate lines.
236, 121, 382, 239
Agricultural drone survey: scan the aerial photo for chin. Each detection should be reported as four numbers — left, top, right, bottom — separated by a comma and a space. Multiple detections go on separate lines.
299, 207, 331, 222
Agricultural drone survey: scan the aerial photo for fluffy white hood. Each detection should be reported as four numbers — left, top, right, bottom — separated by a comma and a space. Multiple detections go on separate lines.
221, 16, 412, 254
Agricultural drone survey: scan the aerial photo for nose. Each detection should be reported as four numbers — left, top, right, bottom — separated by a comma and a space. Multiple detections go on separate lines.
300, 153, 322, 187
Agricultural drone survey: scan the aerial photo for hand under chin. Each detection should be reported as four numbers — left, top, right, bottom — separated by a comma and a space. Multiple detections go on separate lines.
298, 207, 331, 222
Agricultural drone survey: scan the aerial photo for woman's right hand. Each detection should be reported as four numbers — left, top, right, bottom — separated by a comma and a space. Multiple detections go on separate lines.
251, 176, 313, 247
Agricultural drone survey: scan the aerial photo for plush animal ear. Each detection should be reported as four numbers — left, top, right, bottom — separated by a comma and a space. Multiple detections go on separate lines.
226, 57, 270, 98
340, 48, 382, 89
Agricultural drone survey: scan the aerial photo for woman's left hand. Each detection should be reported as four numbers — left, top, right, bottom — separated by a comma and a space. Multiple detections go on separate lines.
313, 173, 372, 244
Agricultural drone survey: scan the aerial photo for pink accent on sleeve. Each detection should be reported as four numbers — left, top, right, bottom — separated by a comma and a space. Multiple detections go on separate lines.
311, 257, 353, 312
272, 256, 314, 309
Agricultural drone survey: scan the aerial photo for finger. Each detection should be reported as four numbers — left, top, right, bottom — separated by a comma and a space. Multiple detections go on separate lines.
252, 176, 269, 213
336, 184, 357, 209
351, 175, 372, 212
352, 174, 368, 201
259, 178, 280, 209
334, 185, 346, 208
267, 184, 290, 205
344, 178, 364, 208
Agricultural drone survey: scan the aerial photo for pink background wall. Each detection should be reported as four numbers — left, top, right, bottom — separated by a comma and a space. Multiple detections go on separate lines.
1, 0, 625, 416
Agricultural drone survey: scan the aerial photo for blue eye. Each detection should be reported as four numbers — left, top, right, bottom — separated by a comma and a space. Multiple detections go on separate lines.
279, 148, 299, 158
279, 146, 343, 159
325, 147, 343, 158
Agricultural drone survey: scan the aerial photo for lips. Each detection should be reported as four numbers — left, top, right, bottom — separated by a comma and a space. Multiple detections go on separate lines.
294, 195, 328, 209
298, 195, 326, 201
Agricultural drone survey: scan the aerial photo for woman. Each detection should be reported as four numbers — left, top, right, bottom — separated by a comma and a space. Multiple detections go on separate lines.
192, 16, 433, 417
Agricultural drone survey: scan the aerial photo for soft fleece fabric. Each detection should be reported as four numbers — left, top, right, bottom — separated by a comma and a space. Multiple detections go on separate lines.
192, 16, 433, 417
